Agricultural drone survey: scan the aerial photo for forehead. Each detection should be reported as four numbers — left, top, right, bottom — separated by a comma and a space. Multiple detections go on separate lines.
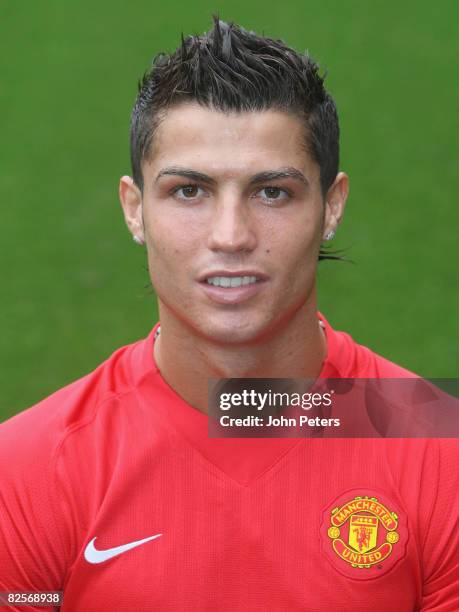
143, 103, 319, 180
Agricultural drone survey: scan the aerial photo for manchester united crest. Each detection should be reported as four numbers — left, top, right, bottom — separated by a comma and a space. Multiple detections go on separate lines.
321, 489, 408, 580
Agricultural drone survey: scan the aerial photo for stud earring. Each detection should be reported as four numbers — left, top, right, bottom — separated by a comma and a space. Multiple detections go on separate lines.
133, 235, 144, 246
324, 230, 335, 241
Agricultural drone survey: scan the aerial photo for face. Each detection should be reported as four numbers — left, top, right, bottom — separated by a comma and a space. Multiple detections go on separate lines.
120, 103, 348, 345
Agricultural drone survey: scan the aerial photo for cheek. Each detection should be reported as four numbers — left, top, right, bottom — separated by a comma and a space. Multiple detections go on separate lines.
145, 214, 198, 281
269, 221, 320, 266
267, 224, 321, 298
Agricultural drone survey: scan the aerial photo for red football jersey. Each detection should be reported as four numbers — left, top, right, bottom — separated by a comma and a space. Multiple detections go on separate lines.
1, 313, 458, 611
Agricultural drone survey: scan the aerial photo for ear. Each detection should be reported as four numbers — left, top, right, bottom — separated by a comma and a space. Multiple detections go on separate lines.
119, 175, 145, 244
322, 172, 349, 240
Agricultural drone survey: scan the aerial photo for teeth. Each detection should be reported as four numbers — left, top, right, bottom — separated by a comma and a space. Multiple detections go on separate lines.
206, 276, 258, 287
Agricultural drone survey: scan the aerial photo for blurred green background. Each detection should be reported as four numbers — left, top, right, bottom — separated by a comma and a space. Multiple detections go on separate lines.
1, 0, 457, 420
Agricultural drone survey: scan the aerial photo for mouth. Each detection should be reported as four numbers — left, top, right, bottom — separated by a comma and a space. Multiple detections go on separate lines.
197, 271, 268, 304
204, 275, 260, 288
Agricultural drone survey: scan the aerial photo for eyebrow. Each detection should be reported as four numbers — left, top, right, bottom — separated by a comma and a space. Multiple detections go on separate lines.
154, 166, 309, 187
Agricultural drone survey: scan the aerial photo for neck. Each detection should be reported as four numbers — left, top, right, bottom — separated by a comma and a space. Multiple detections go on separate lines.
153, 300, 327, 414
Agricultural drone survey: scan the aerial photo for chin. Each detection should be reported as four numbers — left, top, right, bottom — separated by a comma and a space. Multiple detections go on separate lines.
194, 316, 270, 346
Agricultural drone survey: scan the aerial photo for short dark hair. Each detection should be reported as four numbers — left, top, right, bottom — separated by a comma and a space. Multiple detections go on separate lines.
130, 16, 340, 198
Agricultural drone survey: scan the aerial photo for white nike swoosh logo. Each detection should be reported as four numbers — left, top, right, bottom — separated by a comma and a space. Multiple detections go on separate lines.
84, 533, 163, 564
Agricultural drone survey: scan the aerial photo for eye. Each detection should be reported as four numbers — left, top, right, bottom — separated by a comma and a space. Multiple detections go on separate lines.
257, 186, 291, 203
172, 184, 206, 200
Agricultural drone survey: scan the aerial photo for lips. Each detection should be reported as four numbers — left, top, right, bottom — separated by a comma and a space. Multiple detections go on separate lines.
198, 270, 269, 283
205, 275, 258, 288
197, 270, 268, 304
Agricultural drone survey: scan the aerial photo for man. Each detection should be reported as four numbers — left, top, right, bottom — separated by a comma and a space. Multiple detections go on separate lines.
1, 17, 458, 611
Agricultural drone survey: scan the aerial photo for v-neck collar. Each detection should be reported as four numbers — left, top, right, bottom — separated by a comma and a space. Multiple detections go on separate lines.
136, 312, 348, 486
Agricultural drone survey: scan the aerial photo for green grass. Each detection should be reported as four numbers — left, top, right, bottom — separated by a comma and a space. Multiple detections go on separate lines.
1, 0, 458, 420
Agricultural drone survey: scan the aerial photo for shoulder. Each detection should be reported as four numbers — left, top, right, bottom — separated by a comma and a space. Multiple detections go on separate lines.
353, 343, 418, 378
0, 330, 158, 585
318, 312, 418, 378
0, 329, 156, 464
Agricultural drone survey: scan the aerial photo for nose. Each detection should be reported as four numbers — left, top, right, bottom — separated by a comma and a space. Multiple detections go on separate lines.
206, 194, 257, 254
